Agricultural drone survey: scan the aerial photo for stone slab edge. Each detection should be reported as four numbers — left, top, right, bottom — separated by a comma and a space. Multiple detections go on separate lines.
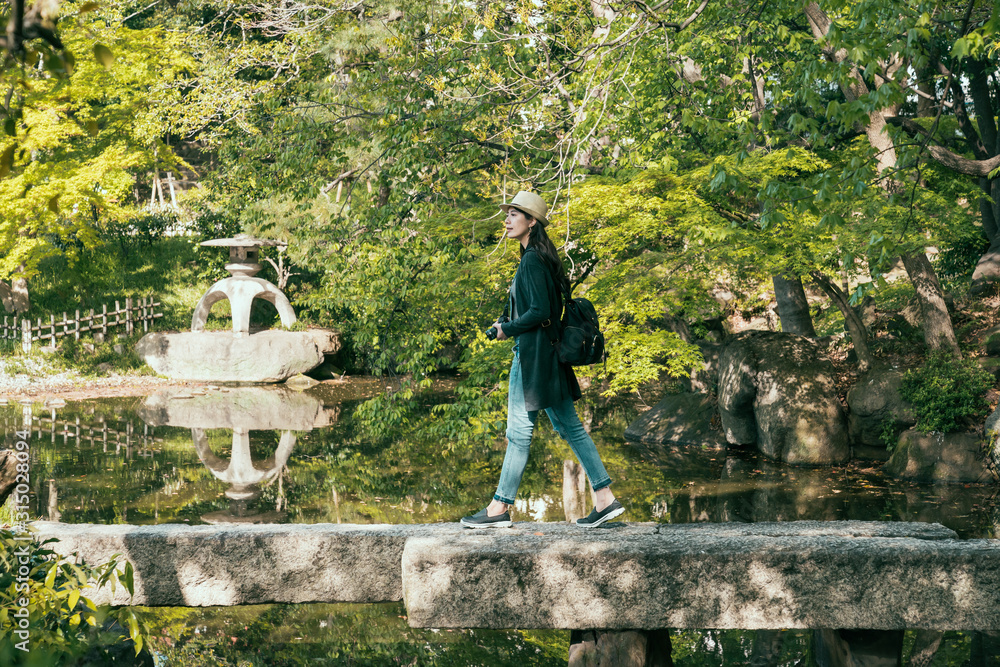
31, 520, 964, 615
403, 530, 999, 631
31, 522, 431, 606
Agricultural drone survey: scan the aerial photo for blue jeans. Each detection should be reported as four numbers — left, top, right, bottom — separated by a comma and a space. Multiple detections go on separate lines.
494, 351, 612, 504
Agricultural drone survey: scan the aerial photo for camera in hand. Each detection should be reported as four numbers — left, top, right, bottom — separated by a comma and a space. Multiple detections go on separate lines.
485, 315, 510, 340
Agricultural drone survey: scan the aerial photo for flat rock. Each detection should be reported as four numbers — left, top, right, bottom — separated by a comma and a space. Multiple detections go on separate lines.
135, 329, 339, 383
34, 522, 433, 606
32, 519, 983, 635
624, 393, 724, 448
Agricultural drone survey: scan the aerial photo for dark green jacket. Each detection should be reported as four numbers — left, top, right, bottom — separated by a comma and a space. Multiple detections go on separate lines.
500, 247, 581, 411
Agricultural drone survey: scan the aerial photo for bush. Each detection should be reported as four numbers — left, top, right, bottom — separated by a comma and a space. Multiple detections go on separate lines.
0, 528, 146, 665
900, 351, 994, 434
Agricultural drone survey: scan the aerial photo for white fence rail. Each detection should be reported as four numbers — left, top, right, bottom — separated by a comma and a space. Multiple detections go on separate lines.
1, 296, 162, 352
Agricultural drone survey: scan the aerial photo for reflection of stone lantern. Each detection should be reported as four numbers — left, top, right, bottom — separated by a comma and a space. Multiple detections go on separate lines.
193, 428, 295, 501
137, 386, 339, 524
192, 235, 296, 337
135, 235, 340, 383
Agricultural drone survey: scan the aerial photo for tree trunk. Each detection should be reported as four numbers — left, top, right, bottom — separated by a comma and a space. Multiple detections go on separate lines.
772, 273, 817, 337
810, 272, 874, 373
805, 2, 959, 353
563, 460, 588, 523
11, 264, 29, 313
0, 450, 18, 507
900, 252, 961, 357
813, 629, 903, 667
908, 630, 944, 667
0, 281, 13, 312
962, 59, 1000, 293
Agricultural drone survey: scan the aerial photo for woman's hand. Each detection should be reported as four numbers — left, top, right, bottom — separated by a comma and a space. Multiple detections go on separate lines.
492, 321, 508, 340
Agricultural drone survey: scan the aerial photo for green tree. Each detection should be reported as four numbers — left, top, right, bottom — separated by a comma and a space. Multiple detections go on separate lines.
0, 2, 193, 312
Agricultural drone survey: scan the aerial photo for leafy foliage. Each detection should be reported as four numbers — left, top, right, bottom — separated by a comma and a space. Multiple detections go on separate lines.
0, 529, 144, 665
900, 351, 994, 433
0, 3, 193, 285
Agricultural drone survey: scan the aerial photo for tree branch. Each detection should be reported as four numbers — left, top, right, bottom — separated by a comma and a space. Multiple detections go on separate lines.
887, 116, 1000, 176
661, 0, 711, 31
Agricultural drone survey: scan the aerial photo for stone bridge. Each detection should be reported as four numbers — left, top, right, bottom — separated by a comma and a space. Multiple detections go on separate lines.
33, 520, 1000, 666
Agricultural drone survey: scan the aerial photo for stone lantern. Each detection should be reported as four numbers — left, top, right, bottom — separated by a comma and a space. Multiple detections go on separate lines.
192, 234, 295, 337
135, 233, 340, 383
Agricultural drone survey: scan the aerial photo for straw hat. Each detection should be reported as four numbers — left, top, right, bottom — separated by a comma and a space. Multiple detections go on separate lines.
499, 191, 548, 226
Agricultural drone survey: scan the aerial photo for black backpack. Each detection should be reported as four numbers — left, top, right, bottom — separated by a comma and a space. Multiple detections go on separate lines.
556, 292, 605, 367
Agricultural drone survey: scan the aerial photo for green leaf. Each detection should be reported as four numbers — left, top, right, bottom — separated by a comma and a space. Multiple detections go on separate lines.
67, 588, 80, 611
952, 37, 969, 59
44, 564, 57, 589
123, 561, 135, 596
93, 44, 115, 68
0, 143, 15, 177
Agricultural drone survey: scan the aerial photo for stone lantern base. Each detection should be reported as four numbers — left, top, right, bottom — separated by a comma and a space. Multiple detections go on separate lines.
135, 328, 339, 383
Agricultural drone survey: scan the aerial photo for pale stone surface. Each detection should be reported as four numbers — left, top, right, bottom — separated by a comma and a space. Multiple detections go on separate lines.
846, 369, 916, 453
623, 393, 724, 448
717, 332, 849, 464
36, 520, 998, 633
191, 276, 297, 336
402, 523, 1000, 632
34, 521, 946, 608
33, 522, 437, 606
135, 329, 339, 383
138, 385, 336, 430
285, 373, 320, 390
884, 429, 998, 483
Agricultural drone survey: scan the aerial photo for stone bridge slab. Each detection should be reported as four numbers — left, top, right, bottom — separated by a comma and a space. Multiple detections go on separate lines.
32, 521, 1000, 632
403, 522, 999, 631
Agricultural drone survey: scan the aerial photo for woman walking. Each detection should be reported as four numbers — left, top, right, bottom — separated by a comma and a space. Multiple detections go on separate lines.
460, 191, 624, 529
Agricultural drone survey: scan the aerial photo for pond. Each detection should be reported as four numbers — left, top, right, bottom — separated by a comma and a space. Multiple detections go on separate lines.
4, 381, 999, 665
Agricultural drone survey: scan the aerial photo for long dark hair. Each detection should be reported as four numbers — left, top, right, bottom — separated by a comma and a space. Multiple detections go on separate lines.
518, 210, 572, 296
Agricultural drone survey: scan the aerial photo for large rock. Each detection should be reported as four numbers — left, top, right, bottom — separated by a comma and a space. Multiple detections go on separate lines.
623, 393, 724, 448
983, 324, 1000, 356
717, 331, 849, 465
684, 341, 723, 393
136, 328, 339, 383
846, 369, 916, 458
138, 386, 337, 431
984, 405, 1000, 473
884, 430, 998, 483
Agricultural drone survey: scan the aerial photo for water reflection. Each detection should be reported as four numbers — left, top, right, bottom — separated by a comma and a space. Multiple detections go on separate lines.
4, 381, 999, 538
136, 386, 339, 523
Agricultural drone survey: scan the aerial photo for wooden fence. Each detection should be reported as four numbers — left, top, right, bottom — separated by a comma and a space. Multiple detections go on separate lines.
1, 296, 162, 352
33, 413, 162, 459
